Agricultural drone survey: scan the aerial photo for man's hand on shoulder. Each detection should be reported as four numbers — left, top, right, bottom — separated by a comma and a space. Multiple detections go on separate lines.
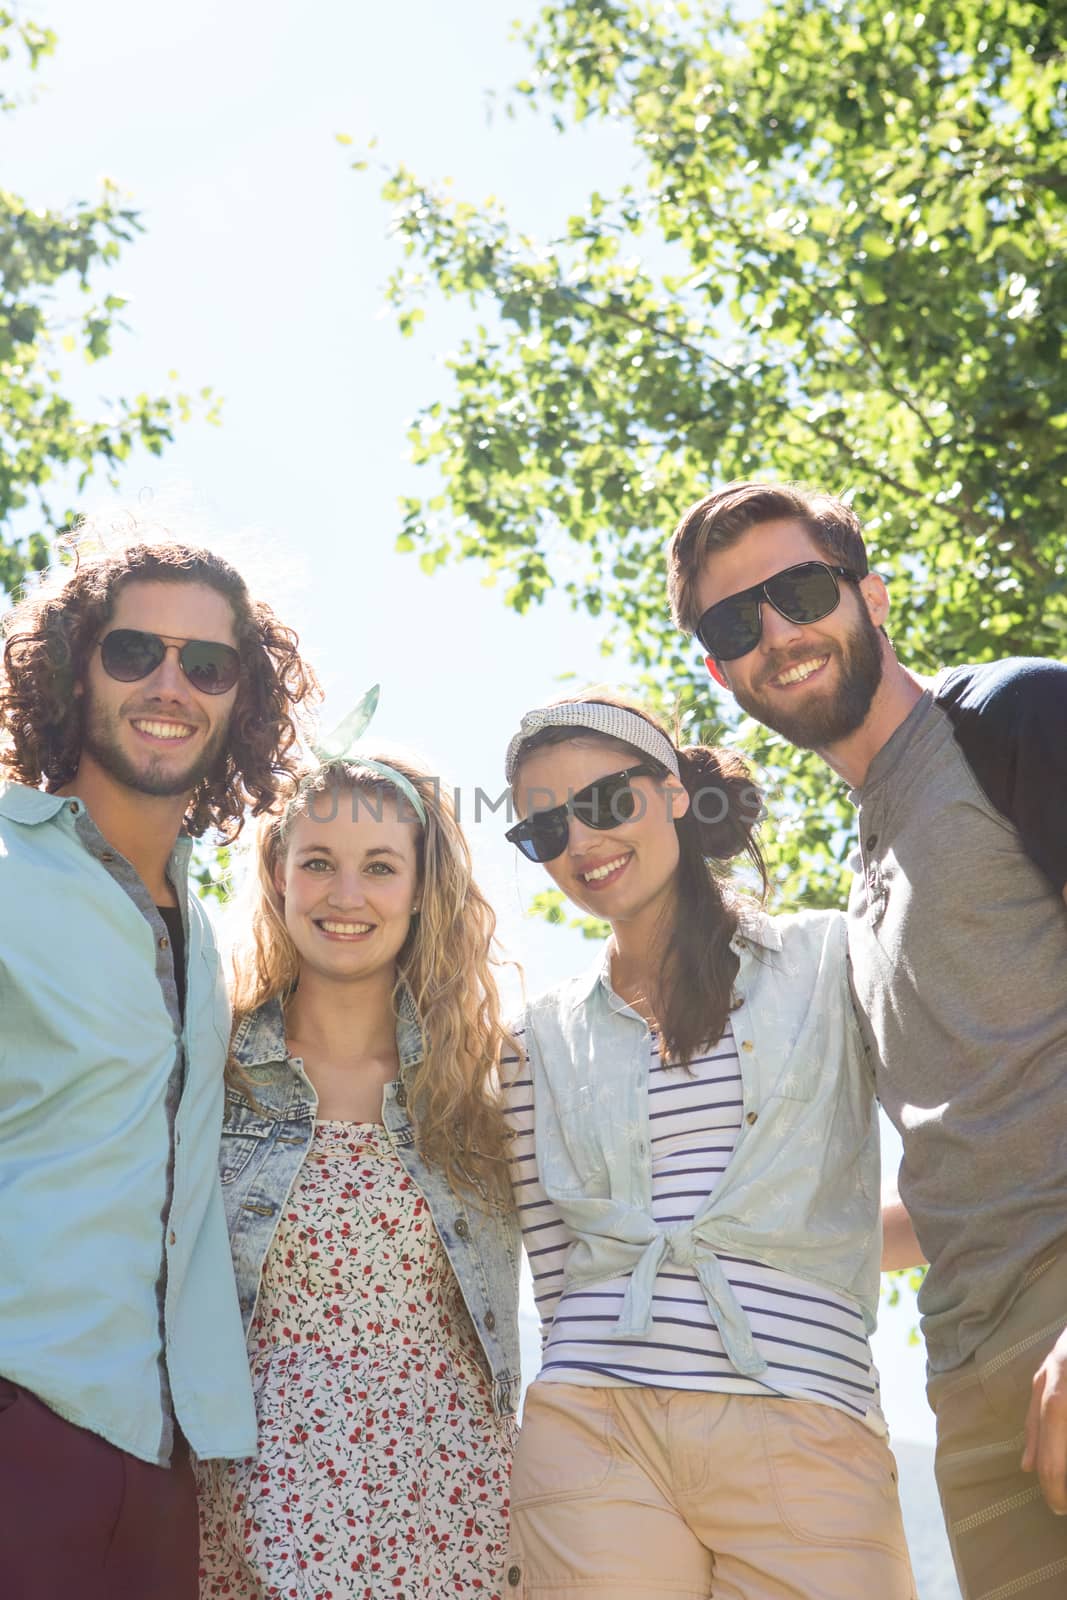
1022, 1324, 1067, 1514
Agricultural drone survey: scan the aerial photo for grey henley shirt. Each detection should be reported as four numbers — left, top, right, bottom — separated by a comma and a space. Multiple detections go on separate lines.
847, 657, 1067, 1373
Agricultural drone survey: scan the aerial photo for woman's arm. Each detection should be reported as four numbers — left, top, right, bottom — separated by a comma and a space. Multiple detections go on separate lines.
881, 1194, 928, 1272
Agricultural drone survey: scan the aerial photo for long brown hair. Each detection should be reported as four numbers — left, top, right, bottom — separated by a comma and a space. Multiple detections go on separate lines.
0, 536, 320, 839
509, 691, 767, 1065
231, 756, 515, 1203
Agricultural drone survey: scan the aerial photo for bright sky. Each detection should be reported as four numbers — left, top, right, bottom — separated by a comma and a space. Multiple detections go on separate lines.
8, 0, 936, 1447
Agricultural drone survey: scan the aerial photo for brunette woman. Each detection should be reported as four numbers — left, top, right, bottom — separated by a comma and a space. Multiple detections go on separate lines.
197, 746, 520, 1599
498, 692, 915, 1600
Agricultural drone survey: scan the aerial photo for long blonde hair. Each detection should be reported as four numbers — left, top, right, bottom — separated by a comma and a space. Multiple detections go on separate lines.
231, 756, 515, 1203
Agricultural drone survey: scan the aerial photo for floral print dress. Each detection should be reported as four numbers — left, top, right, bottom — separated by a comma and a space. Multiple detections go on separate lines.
198, 1120, 516, 1599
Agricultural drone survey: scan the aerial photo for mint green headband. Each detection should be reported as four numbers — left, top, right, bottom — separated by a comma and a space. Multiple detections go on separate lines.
300, 684, 428, 825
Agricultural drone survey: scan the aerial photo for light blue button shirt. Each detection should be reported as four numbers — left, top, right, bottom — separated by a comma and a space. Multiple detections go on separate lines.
520, 907, 881, 1381
0, 782, 257, 1465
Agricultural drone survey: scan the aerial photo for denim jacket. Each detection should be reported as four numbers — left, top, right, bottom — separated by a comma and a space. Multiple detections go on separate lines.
220, 986, 522, 1417
521, 907, 880, 1380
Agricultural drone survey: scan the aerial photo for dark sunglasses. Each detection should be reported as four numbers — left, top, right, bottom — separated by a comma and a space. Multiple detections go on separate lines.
506, 763, 657, 864
98, 629, 241, 696
695, 560, 863, 662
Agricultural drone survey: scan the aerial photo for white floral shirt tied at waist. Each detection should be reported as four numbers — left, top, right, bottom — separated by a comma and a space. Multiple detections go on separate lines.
520, 907, 883, 1383
572, 1207, 769, 1376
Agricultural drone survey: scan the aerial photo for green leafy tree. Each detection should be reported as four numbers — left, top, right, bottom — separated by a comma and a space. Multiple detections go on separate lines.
0, 12, 218, 600
369, 0, 1067, 909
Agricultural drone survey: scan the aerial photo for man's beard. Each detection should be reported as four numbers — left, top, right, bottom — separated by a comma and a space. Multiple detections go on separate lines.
732, 608, 885, 750
81, 694, 231, 799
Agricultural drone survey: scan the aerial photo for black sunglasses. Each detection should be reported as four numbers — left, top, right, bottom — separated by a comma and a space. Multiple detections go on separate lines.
506, 763, 657, 864
695, 560, 863, 662
98, 629, 241, 696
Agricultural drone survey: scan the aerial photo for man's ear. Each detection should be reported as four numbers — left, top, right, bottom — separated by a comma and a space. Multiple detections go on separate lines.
705, 656, 729, 690
859, 572, 890, 630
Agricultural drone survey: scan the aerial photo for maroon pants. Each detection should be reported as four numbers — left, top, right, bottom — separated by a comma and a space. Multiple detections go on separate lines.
0, 1377, 198, 1600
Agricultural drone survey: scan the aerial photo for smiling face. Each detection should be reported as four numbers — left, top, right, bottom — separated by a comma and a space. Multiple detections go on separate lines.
513, 737, 689, 932
78, 578, 239, 799
275, 787, 420, 984
693, 518, 889, 750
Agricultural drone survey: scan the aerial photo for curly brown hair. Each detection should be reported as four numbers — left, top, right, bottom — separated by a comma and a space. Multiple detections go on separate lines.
0, 538, 321, 839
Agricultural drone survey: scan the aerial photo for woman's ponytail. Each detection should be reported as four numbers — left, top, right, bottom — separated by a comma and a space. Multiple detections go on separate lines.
655, 742, 767, 1066
676, 745, 767, 885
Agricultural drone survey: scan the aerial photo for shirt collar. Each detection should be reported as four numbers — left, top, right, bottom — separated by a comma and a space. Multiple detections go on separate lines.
848, 685, 935, 805
567, 941, 614, 1011
733, 904, 783, 953
0, 782, 70, 824
0, 781, 193, 876
564, 899, 782, 1014
232, 980, 426, 1072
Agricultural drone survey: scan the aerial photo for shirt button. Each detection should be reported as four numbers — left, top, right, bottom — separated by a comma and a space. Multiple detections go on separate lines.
395, 1083, 407, 1108
168, 1229, 177, 1246
159, 935, 170, 950
507, 1565, 522, 1588
68, 801, 80, 815
866, 833, 879, 851
454, 1217, 471, 1240
484, 1310, 497, 1332
746, 1111, 758, 1126
741, 1040, 754, 1053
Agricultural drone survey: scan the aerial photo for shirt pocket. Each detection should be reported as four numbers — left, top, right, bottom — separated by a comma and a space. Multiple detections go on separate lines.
543, 1085, 609, 1192
220, 1100, 276, 1184
764, 1052, 820, 1103
757, 1006, 836, 1105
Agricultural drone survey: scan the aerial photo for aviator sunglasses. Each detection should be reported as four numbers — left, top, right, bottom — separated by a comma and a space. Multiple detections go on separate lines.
97, 628, 242, 695
506, 763, 657, 864
695, 560, 863, 662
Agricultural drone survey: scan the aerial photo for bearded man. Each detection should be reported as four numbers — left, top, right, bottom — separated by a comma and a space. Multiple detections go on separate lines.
0, 533, 318, 1599
669, 481, 1067, 1600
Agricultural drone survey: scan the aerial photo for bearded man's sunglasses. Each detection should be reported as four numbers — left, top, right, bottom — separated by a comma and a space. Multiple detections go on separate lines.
506, 763, 657, 864
97, 629, 242, 696
695, 560, 863, 662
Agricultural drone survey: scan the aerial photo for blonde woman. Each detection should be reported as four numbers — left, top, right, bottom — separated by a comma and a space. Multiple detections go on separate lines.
197, 737, 521, 1599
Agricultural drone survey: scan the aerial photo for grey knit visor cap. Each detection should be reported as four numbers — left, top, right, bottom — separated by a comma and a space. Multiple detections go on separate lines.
504, 702, 681, 785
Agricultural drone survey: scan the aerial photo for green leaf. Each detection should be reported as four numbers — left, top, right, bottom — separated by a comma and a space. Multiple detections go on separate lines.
363, 0, 1067, 920
0, 25, 214, 599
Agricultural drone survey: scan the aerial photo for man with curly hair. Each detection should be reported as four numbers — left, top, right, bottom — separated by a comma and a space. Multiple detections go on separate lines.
0, 533, 319, 1600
